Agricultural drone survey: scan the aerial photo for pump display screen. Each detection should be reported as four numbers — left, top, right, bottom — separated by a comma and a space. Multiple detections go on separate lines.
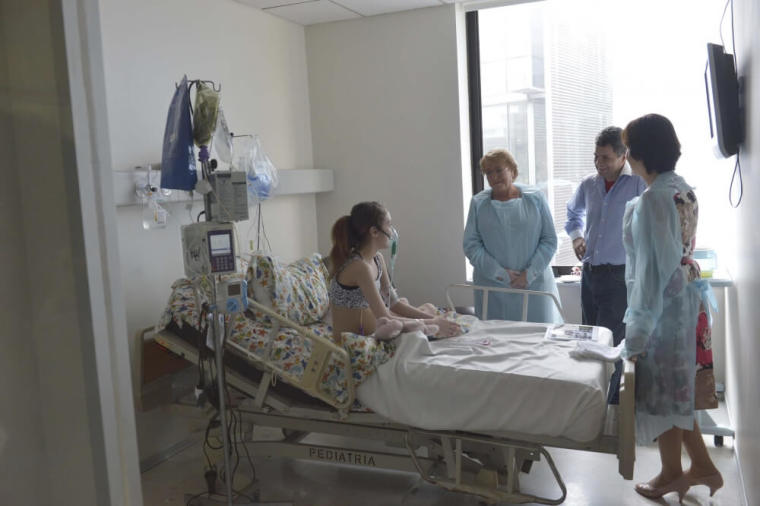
210, 233, 232, 255
207, 229, 235, 273
228, 283, 241, 296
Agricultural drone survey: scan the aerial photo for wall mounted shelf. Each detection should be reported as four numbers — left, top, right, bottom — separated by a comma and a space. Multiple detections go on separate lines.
113, 167, 334, 207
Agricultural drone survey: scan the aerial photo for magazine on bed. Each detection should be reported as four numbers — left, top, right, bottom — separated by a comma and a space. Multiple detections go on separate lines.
544, 323, 595, 341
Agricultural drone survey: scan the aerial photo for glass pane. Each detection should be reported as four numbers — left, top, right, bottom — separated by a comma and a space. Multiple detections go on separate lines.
507, 103, 529, 183
477, 0, 732, 267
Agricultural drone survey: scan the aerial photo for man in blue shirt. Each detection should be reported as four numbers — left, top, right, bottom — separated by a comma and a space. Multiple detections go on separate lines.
565, 126, 646, 403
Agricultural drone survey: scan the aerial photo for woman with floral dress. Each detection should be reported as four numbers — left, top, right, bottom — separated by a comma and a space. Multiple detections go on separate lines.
621, 114, 722, 502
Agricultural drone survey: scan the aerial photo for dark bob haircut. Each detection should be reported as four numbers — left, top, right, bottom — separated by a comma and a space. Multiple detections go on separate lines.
595, 126, 626, 156
622, 114, 681, 174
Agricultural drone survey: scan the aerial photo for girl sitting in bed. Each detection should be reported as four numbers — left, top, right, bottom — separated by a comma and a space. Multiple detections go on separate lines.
328, 201, 461, 341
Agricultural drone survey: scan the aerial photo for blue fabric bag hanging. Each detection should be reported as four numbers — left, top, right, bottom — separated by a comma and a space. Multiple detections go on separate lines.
161, 75, 197, 191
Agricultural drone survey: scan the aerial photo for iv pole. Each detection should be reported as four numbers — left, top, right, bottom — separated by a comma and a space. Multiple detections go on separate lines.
197, 96, 233, 504
210, 283, 234, 506
184, 79, 289, 506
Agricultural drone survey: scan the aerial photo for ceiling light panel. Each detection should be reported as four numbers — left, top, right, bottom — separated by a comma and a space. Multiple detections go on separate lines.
266, 0, 361, 25
333, 0, 443, 16
234, 0, 306, 8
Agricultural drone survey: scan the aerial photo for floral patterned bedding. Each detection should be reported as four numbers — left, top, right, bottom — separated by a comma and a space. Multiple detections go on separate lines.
157, 255, 396, 405
245, 253, 331, 326
157, 253, 472, 406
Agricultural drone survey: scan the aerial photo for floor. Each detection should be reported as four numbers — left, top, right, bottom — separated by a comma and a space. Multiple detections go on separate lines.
139, 402, 745, 506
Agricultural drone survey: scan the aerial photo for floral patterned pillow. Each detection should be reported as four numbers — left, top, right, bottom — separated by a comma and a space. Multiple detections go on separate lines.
246, 253, 330, 326
158, 279, 202, 331
245, 256, 277, 325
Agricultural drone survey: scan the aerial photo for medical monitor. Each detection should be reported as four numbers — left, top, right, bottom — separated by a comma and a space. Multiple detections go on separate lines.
704, 43, 741, 158
207, 229, 235, 273
181, 222, 237, 277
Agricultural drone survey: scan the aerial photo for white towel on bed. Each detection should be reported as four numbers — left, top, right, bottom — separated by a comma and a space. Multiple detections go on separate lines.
570, 339, 625, 362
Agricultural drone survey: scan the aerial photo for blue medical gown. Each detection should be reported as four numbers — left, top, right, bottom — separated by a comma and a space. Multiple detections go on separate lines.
463, 185, 562, 323
621, 172, 701, 443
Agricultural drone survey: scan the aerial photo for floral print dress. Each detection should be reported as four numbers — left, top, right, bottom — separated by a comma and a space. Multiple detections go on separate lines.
621, 171, 706, 444
673, 192, 715, 375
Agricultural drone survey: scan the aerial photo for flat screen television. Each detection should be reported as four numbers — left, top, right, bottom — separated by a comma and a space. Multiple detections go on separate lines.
704, 43, 741, 158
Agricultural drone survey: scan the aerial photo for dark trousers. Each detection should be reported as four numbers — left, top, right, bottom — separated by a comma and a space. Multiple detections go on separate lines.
581, 263, 627, 404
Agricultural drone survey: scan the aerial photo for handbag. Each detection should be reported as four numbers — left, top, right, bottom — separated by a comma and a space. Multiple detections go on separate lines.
695, 367, 719, 410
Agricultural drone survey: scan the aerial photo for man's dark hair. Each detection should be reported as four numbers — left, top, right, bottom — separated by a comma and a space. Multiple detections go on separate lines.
595, 126, 626, 156
623, 114, 681, 174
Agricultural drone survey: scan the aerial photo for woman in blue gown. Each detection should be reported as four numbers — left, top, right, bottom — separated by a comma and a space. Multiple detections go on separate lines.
463, 149, 561, 323
621, 114, 722, 501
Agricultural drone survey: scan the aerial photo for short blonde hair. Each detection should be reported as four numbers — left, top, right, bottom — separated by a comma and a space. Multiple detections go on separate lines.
480, 149, 519, 179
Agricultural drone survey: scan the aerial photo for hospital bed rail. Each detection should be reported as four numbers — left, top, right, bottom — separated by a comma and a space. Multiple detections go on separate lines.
240, 299, 356, 415
445, 283, 566, 322
145, 298, 355, 415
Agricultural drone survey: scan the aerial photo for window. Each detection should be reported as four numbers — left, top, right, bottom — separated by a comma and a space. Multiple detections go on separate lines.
467, 0, 735, 268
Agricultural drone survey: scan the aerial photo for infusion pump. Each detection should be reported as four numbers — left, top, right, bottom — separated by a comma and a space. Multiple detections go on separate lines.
216, 278, 247, 314
181, 222, 236, 277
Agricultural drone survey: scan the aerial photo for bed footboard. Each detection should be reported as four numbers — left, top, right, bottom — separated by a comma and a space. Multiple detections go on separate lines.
618, 358, 636, 479
445, 283, 566, 322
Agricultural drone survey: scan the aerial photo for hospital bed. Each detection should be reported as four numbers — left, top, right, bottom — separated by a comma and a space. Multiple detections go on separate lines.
145, 256, 635, 505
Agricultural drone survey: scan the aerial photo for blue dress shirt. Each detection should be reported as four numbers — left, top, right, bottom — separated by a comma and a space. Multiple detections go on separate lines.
564, 165, 646, 265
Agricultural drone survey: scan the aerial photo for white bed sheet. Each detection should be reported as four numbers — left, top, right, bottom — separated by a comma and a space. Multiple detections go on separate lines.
357, 319, 613, 442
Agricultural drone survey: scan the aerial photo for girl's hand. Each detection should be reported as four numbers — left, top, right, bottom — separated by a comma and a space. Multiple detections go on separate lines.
417, 302, 438, 316
432, 317, 461, 338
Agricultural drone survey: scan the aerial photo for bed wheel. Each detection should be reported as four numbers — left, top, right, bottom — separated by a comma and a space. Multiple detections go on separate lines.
714, 436, 724, 447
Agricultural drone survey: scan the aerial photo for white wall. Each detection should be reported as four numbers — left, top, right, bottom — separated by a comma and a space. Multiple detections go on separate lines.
724, 0, 760, 504
97, 0, 319, 372
307, 5, 469, 305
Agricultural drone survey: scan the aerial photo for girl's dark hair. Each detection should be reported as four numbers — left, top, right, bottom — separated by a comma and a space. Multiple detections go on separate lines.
622, 113, 681, 174
329, 201, 387, 276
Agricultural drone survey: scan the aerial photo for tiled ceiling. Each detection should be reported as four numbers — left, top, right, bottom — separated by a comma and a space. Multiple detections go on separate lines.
235, 0, 461, 25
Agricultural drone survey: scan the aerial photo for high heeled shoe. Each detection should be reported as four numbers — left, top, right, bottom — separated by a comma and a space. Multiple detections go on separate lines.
689, 471, 723, 497
634, 474, 690, 503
